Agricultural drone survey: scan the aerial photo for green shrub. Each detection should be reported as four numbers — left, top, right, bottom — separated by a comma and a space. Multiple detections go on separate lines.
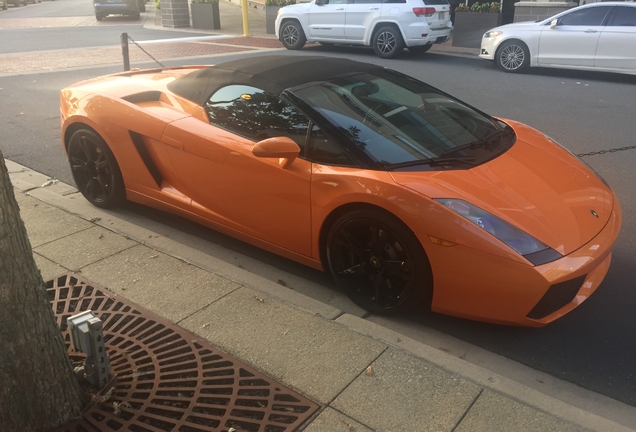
265, 0, 295, 6
455, 2, 501, 13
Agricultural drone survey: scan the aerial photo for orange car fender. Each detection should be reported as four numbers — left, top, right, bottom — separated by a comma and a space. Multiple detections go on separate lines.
310, 163, 529, 267
62, 93, 175, 195
310, 164, 449, 264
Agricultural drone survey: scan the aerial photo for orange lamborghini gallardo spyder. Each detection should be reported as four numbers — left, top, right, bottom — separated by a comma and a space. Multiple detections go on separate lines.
60, 55, 621, 326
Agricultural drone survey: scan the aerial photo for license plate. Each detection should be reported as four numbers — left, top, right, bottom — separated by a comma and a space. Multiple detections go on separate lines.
439, 11, 446, 19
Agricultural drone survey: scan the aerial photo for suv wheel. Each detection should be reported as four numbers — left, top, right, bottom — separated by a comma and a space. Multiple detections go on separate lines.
95, 13, 104, 20
280, 21, 306, 50
373, 26, 404, 59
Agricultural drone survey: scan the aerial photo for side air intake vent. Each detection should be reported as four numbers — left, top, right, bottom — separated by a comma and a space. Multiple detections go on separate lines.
123, 91, 162, 104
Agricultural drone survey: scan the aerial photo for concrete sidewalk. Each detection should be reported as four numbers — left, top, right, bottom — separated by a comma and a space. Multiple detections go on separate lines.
6, 159, 635, 432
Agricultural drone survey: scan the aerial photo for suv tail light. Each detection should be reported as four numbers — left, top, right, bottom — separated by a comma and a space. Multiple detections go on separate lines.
413, 7, 436, 17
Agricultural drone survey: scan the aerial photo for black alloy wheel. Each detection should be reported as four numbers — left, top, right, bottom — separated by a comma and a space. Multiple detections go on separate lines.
67, 129, 125, 209
280, 21, 307, 50
496, 40, 529, 72
326, 209, 432, 314
372, 26, 404, 59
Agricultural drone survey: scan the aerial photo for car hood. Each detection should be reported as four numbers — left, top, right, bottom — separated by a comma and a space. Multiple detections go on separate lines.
390, 121, 614, 256
490, 21, 542, 32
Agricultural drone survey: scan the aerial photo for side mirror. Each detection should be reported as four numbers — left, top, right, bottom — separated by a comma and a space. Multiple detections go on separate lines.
252, 136, 301, 168
315, 0, 325, 5
549, 19, 558, 28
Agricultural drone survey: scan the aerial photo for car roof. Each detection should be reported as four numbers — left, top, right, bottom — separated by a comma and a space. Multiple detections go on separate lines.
167, 55, 385, 106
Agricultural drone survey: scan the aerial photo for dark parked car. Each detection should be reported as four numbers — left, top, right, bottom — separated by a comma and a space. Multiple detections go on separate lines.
93, 0, 141, 20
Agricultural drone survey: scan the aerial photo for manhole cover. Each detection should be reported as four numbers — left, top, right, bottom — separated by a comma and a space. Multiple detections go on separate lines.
47, 274, 320, 432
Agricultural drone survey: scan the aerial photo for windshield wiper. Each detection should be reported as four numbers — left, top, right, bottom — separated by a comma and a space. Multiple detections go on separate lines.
387, 155, 476, 170
438, 129, 513, 159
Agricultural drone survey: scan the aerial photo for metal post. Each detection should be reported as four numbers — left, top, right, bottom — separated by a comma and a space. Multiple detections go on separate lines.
241, 0, 251, 36
121, 32, 130, 72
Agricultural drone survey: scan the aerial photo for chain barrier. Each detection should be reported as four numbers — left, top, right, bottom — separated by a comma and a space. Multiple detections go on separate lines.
127, 35, 165, 68
120, 32, 165, 71
577, 145, 636, 158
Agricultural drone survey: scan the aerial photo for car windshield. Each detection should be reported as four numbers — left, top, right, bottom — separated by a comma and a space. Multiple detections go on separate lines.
292, 71, 514, 170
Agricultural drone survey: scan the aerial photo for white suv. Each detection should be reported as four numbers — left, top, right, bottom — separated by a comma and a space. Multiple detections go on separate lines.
275, 0, 452, 59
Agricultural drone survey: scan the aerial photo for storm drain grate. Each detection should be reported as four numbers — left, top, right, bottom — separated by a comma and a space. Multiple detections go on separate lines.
46, 273, 320, 432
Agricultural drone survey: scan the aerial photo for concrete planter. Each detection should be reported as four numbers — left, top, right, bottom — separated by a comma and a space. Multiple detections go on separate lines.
191, 2, 221, 30
452, 12, 502, 48
266, 5, 282, 34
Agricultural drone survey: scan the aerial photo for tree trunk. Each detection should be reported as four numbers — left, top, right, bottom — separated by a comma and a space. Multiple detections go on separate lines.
0, 152, 85, 431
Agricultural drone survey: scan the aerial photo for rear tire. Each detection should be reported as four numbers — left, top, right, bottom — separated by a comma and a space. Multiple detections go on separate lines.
95, 13, 104, 20
372, 26, 404, 59
280, 21, 307, 50
67, 128, 125, 209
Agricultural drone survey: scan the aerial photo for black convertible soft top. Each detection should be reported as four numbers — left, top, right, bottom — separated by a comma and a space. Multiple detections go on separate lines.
167, 55, 385, 106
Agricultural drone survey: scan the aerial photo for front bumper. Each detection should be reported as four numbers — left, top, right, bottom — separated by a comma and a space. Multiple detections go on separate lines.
479, 34, 501, 60
428, 199, 622, 327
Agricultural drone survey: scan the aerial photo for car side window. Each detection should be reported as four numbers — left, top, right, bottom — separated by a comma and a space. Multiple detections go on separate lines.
558, 6, 611, 26
307, 124, 354, 166
353, 0, 380, 3
206, 85, 310, 151
608, 6, 636, 26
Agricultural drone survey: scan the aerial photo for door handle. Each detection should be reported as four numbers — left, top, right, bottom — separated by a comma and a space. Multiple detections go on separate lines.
584, 29, 597, 33
369, 6, 379, 9
335, 7, 344, 10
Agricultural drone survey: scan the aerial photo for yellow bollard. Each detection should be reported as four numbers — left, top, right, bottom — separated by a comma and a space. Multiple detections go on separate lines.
241, 0, 251, 36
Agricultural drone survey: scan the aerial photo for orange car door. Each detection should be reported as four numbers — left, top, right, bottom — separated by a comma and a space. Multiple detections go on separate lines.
161, 85, 313, 257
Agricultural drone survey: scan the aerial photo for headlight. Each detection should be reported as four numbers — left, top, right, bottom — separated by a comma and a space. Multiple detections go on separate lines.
436, 199, 562, 265
483, 31, 502, 38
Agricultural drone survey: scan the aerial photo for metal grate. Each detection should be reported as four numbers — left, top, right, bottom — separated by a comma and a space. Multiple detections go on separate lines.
46, 274, 320, 432
526, 275, 587, 320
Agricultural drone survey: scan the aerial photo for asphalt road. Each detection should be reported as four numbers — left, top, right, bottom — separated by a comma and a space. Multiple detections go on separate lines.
1, 1, 636, 415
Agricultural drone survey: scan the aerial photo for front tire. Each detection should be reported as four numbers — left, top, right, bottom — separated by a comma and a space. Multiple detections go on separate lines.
496, 40, 529, 73
280, 21, 306, 50
326, 209, 433, 314
372, 26, 404, 59
67, 128, 125, 209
